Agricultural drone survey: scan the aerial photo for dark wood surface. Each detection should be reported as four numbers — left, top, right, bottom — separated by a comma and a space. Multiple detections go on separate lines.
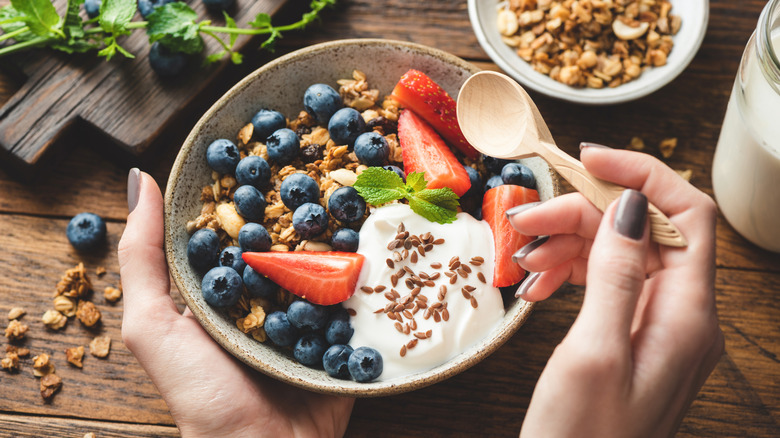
1, 0, 779, 436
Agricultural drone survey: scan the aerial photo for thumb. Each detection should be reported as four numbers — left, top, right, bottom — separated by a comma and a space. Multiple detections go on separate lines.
574, 189, 650, 346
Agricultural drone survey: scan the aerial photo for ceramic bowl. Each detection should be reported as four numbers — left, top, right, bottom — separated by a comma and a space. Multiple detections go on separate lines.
164, 39, 558, 396
468, 0, 709, 105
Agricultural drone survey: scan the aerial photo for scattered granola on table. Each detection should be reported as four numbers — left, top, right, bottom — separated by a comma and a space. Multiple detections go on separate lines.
40, 373, 62, 401
659, 136, 678, 158
104, 286, 122, 303
4, 319, 28, 341
42, 309, 68, 330
32, 353, 55, 377
7, 307, 25, 320
76, 301, 102, 327
89, 335, 111, 358
66, 346, 86, 368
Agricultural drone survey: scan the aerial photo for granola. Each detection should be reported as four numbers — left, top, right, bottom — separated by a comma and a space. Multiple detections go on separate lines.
32, 353, 55, 377
4, 319, 28, 340
42, 309, 68, 330
76, 301, 101, 327
65, 345, 85, 368
40, 373, 62, 401
7, 307, 25, 320
104, 286, 122, 303
89, 335, 111, 358
55, 262, 93, 299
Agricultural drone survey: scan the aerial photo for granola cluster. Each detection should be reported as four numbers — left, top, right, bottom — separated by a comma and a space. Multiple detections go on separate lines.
497, 0, 681, 88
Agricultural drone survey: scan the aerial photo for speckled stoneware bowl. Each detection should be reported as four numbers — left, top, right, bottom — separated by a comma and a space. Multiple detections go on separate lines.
164, 39, 558, 397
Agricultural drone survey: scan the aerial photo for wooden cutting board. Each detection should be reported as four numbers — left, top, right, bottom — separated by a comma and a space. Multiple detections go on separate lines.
0, 0, 288, 177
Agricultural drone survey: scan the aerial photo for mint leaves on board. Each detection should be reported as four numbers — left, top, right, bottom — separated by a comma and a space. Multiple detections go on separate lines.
0, 0, 336, 65
354, 167, 460, 225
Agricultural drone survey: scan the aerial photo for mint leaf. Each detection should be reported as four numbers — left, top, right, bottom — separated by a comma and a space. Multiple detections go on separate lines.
0, 6, 31, 35
223, 11, 238, 46
405, 172, 427, 193
10, 0, 62, 37
147, 2, 203, 54
63, 0, 85, 43
354, 167, 406, 206
408, 188, 459, 224
99, 0, 135, 35
248, 12, 272, 30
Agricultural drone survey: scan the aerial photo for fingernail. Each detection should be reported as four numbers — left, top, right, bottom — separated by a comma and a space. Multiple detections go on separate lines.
512, 236, 549, 263
128, 168, 141, 214
515, 272, 540, 298
579, 142, 612, 150
614, 189, 648, 240
506, 201, 541, 220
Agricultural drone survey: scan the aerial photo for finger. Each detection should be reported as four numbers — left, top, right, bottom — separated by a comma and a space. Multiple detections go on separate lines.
513, 234, 591, 273
516, 258, 588, 302
508, 192, 604, 239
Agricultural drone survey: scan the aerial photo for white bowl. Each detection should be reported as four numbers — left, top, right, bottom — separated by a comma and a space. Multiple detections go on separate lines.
468, 0, 709, 105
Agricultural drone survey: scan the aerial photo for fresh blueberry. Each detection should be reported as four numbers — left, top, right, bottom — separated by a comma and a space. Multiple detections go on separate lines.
266, 128, 300, 165
206, 139, 240, 174
187, 228, 220, 272
84, 0, 101, 18
460, 165, 484, 216
148, 42, 188, 77
484, 174, 504, 192
294, 333, 328, 367
325, 309, 354, 344
251, 109, 286, 141
482, 155, 513, 175
501, 162, 536, 189
201, 266, 242, 307
382, 165, 405, 182
328, 108, 366, 147
264, 311, 298, 347
331, 228, 359, 252
292, 203, 329, 239
348, 346, 383, 382
201, 0, 236, 11
279, 173, 320, 211
323, 344, 354, 379
218, 246, 246, 275
66, 212, 107, 251
138, 0, 174, 17
327, 186, 366, 223
353, 131, 389, 166
287, 301, 329, 331
238, 222, 272, 252
235, 156, 271, 189
233, 185, 267, 222
303, 84, 343, 124
243, 266, 278, 299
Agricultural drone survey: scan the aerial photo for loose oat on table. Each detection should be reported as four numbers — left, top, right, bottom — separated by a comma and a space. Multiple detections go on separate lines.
40, 373, 62, 401
53, 295, 78, 317
89, 335, 111, 358
42, 309, 68, 330
103, 286, 122, 303
95, 266, 107, 277
56, 262, 93, 299
7, 307, 25, 320
76, 301, 101, 327
32, 353, 55, 377
4, 319, 28, 340
66, 345, 85, 368
659, 137, 678, 158
1, 350, 19, 371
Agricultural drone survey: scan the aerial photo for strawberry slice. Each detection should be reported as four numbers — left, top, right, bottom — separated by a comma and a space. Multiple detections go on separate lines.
482, 185, 540, 287
391, 69, 480, 160
242, 251, 365, 305
398, 109, 472, 197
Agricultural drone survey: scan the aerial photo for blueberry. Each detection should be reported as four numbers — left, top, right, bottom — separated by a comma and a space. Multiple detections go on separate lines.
348, 346, 383, 382
187, 228, 220, 272
460, 165, 484, 216
323, 344, 354, 379
84, 0, 101, 18
238, 222, 272, 252
266, 128, 300, 165
501, 162, 536, 189
235, 156, 271, 189
353, 131, 390, 166
325, 309, 354, 345
264, 311, 298, 347
292, 203, 329, 239
328, 108, 366, 147
331, 228, 359, 252
303, 84, 343, 123
138, 0, 174, 17
294, 333, 329, 367
233, 185, 267, 222
218, 246, 246, 275
206, 139, 240, 174
287, 301, 329, 331
280, 173, 320, 211
251, 109, 287, 141
148, 42, 188, 77
484, 175, 504, 192
382, 165, 405, 182
327, 186, 366, 223
201, 0, 236, 11
201, 266, 242, 307
243, 266, 278, 299
482, 155, 513, 175
66, 212, 107, 251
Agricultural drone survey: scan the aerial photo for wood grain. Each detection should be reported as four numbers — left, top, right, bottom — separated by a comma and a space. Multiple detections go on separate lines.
0, 414, 179, 437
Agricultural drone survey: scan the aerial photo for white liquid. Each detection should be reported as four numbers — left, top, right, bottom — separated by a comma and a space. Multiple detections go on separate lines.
712, 32, 780, 252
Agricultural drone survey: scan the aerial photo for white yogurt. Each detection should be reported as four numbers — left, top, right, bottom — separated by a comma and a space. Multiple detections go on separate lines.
345, 204, 505, 380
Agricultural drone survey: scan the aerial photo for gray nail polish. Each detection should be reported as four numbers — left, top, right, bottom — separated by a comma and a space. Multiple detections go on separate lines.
505, 201, 541, 219
515, 272, 540, 298
579, 142, 612, 150
512, 236, 549, 263
128, 168, 141, 214
614, 189, 648, 240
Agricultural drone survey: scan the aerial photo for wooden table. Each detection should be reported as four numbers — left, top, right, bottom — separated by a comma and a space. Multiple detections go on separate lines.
1, 1, 778, 436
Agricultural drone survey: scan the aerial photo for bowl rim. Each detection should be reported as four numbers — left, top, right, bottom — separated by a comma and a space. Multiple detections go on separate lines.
164, 38, 549, 396
467, 0, 710, 105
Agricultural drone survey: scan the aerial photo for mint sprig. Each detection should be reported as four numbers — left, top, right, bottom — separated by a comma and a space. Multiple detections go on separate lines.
354, 167, 460, 225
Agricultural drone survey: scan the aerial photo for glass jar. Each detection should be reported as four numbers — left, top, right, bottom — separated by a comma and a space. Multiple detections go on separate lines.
712, 0, 780, 252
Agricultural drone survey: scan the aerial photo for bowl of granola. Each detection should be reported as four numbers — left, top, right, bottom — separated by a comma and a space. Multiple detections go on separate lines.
164, 38, 559, 396
468, 0, 709, 105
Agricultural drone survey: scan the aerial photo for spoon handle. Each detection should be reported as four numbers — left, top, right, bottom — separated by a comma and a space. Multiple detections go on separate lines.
539, 143, 688, 247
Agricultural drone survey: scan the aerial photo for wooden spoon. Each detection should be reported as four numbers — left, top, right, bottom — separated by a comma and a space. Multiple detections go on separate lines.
456, 71, 687, 247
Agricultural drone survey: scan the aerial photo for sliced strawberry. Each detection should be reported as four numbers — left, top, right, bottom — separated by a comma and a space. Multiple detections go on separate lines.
242, 251, 365, 305
391, 69, 480, 160
398, 109, 472, 197
482, 185, 540, 287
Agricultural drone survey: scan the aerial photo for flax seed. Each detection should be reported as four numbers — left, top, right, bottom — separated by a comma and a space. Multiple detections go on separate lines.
403, 310, 413, 319
424, 308, 433, 319
404, 239, 412, 250
411, 251, 418, 264
442, 308, 450, 321
400, 345, 407, 357
424, 243, 434, 253
401, 248, 409, 260
391, 274, 398, 287
374, 285, 386, 293
397, 268, 406, 279
414, 332, 427, 339
384, 292, 395, 301
449, 256, 459, 266
430, 262, 442, 269
422, 232, 432, 242
418, 271, 429, 280
423, 280, 436, 287
347, 308, 357, 316
388, 312, 397, 321
439, 285, 447, 296
462, 289, 472, 299
470, 297, 479, 308
404, 278, 414, 289
429, 272, 441, 280
417, 294, 428, 302
430, 302, 442, 309
404, 323, 411, 334
386, 258, 395, 269
407, 339, 418, 349
433, 238, 445, 245
411, 287, 421, 296
361, 286, 374, 294
457, 268, 468, 278
374, 307, 385, 314
461, 264, 472, 274
450, 261, 461, 270
445, 271, 456, 278
394, 322, 404, 333
470, 256, 484, 265
477, 272, 486, 284
449, 275, 458, 284
387, 240, 397, 251
393, 251, 402, 262
410, 319, 418, 330
433, 311, 441, 322
397, 222, 405, 233
403, 266, 415, 275
384, 302, 395, 312
418, 245, 426, 257
463, 285, 476, 292
391, 289, 400, 299
394, 303, 405, 313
